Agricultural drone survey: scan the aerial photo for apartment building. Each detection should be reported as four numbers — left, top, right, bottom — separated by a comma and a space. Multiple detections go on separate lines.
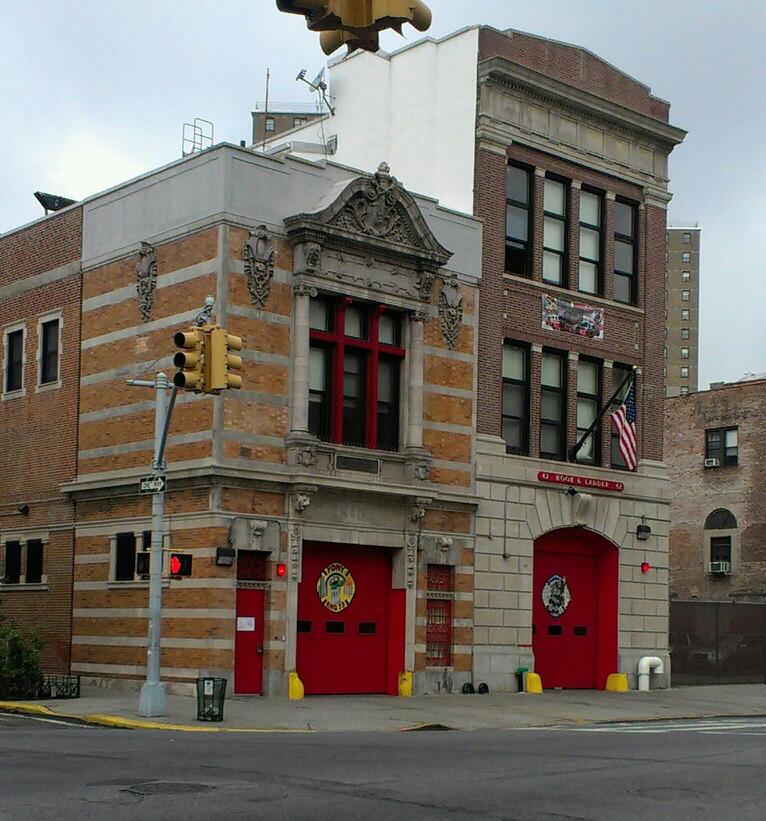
665, 225, 700, 396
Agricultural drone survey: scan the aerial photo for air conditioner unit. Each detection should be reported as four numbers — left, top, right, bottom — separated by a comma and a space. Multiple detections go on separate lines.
708, 561, 731, 575
704, 458, 720, 468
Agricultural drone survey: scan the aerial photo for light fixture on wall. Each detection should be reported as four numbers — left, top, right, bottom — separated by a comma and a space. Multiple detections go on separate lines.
215, 546, 236, 567
636, 515, 651, 541
563, 486, 577, 497
17, 504, 29, 516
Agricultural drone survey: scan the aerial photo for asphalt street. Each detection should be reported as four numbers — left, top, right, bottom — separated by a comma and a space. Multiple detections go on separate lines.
1, 712, 766, 820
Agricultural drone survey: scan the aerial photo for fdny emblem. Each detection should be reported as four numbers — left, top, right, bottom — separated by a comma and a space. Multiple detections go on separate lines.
317, 563, 356, 612
542, 574, 571, 618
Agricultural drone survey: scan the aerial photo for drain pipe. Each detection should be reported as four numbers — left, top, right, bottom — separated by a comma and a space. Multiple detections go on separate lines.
637, 656, 664, 691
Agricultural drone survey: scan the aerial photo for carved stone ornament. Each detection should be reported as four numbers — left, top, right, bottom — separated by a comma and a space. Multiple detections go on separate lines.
413, 462, 431, 481
405, 533, 417, 589
438, 276, 464, 349
293, 282, 318, 299
288, 523, 302, 582
304, 243, 322, 272
293, 492, 312, 513
297, 446, 317, 468
244, 225, 275, 308
410, 499, 427, 523
438, 536, 453, 553
135, 242, 158, 322
328, 162, 419, 247
415, 269, 435, 302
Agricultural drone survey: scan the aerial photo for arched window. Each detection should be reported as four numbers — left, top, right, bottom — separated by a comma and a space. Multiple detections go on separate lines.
704, 509, 737, 530
704, 509, 737, 569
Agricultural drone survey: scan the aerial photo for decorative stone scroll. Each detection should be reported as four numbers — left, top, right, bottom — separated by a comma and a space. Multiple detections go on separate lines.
135, 242, 157, 322
244, 225, 275, 308
438, 276, 463, 349
405, 533, 418, 590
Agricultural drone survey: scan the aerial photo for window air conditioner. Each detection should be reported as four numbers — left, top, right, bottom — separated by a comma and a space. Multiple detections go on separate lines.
704, 458, 720, 468
708, 561, 731, 575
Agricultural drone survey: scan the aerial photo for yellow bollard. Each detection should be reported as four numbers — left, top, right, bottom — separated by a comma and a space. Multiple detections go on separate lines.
605, 673, 629, 692
398, 671, 413, 697
288, 671, 304, 700
525, 672, 543, 693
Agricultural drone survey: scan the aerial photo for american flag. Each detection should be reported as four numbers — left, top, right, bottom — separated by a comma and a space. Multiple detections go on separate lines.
611, 376, 637, 470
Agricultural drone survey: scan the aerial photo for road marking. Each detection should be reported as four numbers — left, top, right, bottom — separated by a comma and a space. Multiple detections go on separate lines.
1, 713, 93, 728
569, 719, 766, 734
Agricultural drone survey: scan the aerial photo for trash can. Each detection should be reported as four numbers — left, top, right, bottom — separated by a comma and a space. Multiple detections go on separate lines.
515, 667, 529, 692
196, 677, 226, 722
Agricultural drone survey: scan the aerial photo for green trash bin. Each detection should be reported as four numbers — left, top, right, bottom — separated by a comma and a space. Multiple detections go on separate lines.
196, 677, 226, 722
515, 667, 529, 692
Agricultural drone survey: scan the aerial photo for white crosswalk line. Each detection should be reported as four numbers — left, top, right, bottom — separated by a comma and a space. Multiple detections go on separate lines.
570, 718, 766, 734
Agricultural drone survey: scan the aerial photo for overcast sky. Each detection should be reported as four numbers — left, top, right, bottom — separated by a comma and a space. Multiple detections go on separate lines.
2, 0, 764, 388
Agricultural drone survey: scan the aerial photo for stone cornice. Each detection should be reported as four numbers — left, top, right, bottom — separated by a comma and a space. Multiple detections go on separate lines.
478, 56, 686, 150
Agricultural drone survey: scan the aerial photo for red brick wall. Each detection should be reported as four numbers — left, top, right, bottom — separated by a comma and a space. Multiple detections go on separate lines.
0, 208, 82, 673
666, 382, 766, 600
479, 28, 670, 122
474, 142, 667, 465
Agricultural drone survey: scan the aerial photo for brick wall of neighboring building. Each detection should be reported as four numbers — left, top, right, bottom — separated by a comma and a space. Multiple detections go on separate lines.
666, 379, 766, 601
0, 206, 82, 672
478, 28, 671, 122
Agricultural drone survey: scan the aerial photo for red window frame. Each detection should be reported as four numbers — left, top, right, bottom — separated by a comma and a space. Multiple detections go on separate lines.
309, 297, 405, 450
426, 564, 454, 667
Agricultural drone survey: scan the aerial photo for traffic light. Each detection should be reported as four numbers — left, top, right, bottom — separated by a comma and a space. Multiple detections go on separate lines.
173, 328, 205, 392
169, 553, 192, 578
206, 327, 243, 393
276, 0, 432, 55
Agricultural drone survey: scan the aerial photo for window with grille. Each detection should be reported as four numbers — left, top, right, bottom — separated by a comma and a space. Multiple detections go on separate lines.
426, 564, 453, 667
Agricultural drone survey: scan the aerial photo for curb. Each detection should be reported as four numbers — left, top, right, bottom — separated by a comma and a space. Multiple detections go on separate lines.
0, 702, 312, 733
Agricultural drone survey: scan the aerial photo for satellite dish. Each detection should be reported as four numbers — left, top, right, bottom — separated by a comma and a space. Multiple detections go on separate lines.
311, 66, 326, 91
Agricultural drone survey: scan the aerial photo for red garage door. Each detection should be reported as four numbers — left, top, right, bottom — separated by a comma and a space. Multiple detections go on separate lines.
532, 528, 617, 689
297, 543, 401, 695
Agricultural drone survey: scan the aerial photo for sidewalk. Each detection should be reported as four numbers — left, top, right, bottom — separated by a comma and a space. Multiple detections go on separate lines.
2, 683, 766, 732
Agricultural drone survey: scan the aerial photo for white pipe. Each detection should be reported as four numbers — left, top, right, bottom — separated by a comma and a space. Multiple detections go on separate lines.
637, 656, 664, 692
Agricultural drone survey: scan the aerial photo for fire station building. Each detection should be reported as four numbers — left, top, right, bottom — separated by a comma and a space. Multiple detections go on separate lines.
267, 26, 686, 689
56, 147, 481, 696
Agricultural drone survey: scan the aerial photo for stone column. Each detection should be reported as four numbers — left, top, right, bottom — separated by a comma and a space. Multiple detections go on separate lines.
406, 310, 427, 452
289, 281, 317, 435
284, 489, 314, 675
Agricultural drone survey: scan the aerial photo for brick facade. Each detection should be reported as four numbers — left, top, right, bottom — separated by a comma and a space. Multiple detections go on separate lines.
0, 206, 82, 672
666, 379, 766, 601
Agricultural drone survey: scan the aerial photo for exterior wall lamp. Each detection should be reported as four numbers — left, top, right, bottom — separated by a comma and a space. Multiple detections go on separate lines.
215, 546, 236, 567
636, 516, 652, 541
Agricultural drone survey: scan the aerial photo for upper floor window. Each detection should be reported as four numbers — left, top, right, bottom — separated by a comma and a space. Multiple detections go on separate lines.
540, 350, 566, 460
680, 386, 689, 395
681, 366, 689, 378
682, 251, 691, 263
293, 117, 307, 128
682, 290, 690, 302
682, 270, 691, 282
543, 178, 567, 286
3, 541, 21, 584
3, 327, 24, 394
681, 328, 690, 340
611, 364, 633, 469
502, 343, 529, 455
265, 117, 275, 132
613, 200, 637, 304
114, 531, 152, 582
39, 317, 60, 385
706, 428, 738, 465
578, 190, 602, 295
575, 358, 601, 463
309, 298, 404, 451
681, 309, 690, 320
683, 232, 691, 244
25, 540, 43, 584
505, 164, 532, 277
681, 347, 689, 359
705, 509, 737, 567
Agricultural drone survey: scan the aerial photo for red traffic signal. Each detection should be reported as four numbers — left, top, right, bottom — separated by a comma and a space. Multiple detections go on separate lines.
276, 562, 287, 578
170, 553, 192, 578
641, 561, 651, 574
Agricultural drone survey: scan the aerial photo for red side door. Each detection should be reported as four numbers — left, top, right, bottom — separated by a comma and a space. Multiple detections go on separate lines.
297, 543, 390, 695
533, 538, 598, 688
234, 587, 265, 695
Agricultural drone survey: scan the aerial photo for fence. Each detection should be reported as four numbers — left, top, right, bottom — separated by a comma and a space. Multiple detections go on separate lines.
670, 600, 766, 685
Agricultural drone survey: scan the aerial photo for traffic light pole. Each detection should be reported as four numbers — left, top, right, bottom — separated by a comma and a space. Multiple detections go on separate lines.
128, 371, 177, 717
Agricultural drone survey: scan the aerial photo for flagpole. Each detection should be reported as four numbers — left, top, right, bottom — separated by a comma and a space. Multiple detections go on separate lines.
568, 366, 637, 462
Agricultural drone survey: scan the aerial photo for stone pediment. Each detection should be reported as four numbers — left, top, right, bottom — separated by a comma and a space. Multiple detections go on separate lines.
284, 163, 452, 271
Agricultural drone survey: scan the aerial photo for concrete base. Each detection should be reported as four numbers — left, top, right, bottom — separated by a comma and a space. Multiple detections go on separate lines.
415, 669, 471, 695
137, 681, 167, 717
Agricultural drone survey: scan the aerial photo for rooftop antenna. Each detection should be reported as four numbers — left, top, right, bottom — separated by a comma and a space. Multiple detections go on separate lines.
261, 67, 270, 153
182, 118, 214, 157
296, 65, 335, 115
